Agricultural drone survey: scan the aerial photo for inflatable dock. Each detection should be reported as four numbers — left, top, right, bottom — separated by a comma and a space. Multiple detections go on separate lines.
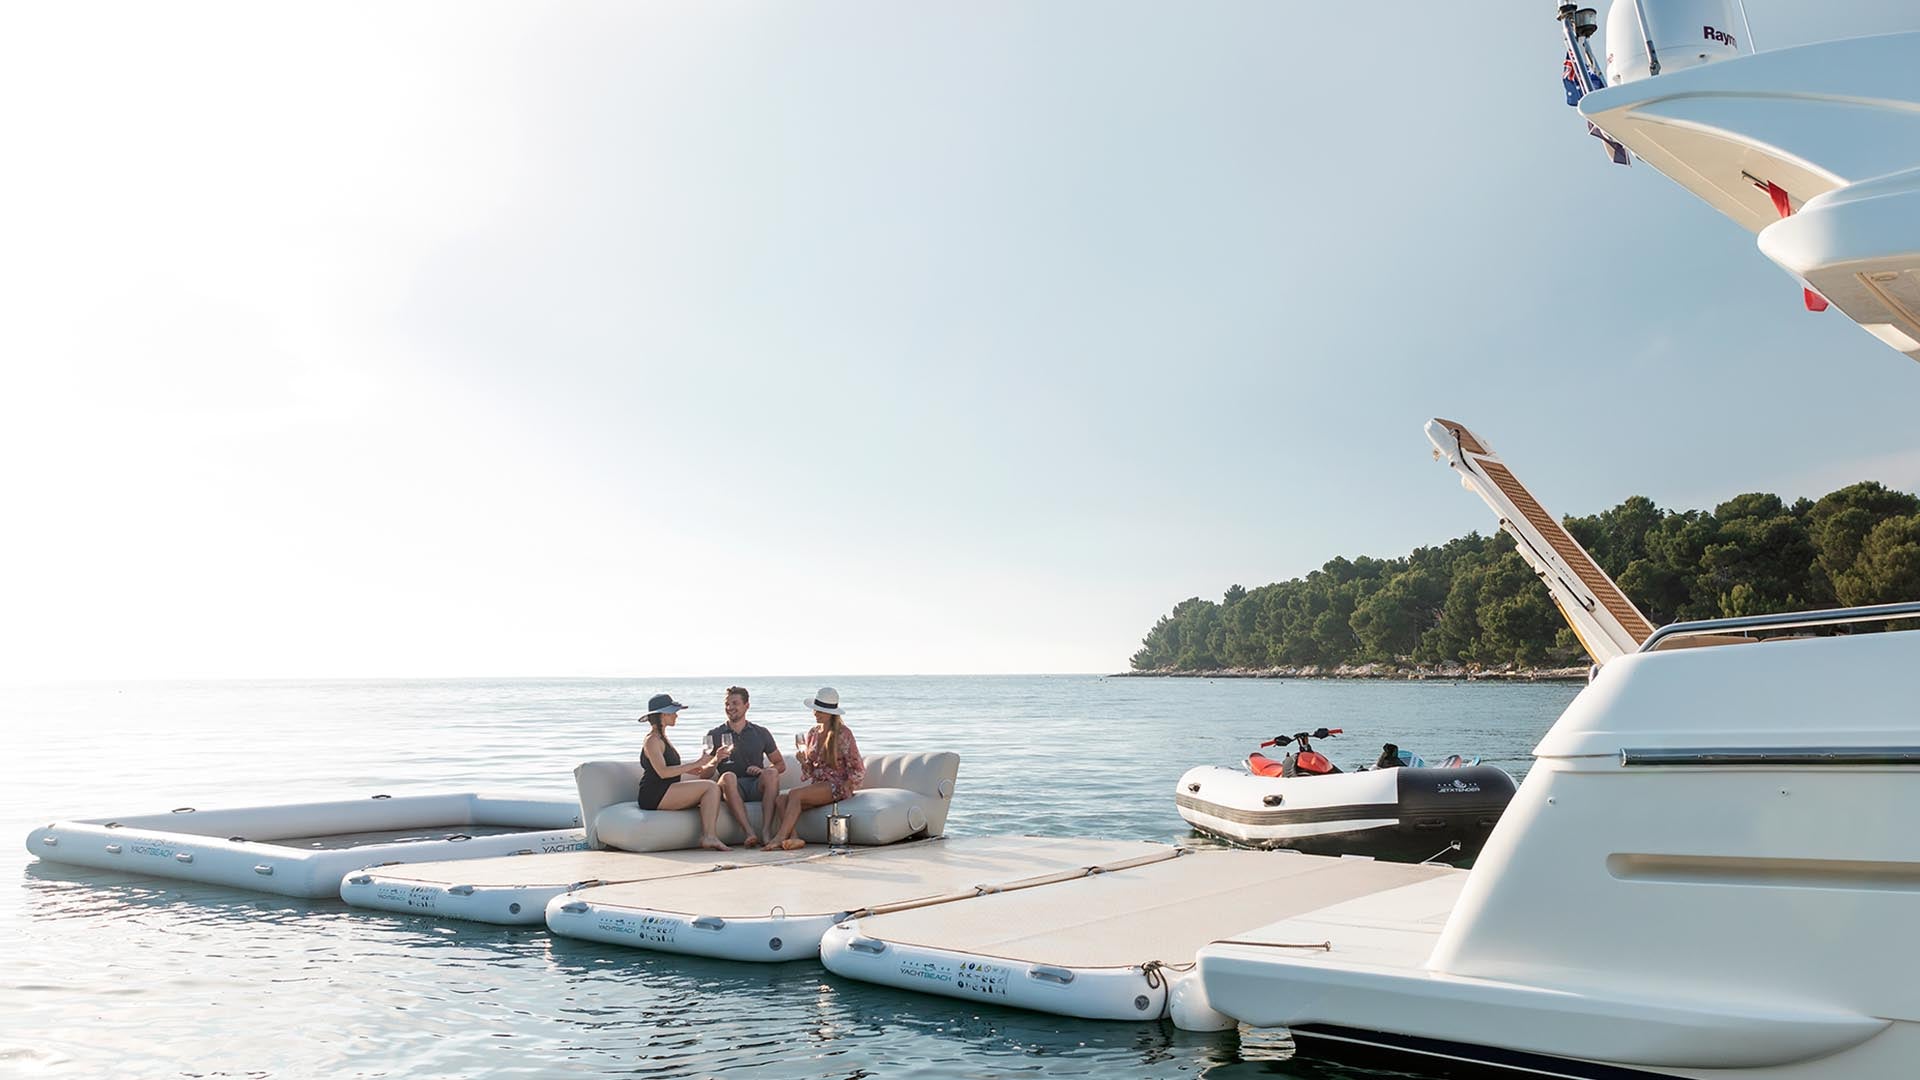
341, 847, 811, 925
545, 835, 1176, 963
822, 848, 1457, 1026
25, 793, 585, 898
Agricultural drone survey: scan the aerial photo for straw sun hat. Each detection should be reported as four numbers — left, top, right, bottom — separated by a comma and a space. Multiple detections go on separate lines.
802, 687, 846, 716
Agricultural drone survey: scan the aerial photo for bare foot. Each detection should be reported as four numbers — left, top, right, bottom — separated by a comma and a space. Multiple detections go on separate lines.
744, 834, 762, 848
780, 838, 806, 851
701, 835, 731, 852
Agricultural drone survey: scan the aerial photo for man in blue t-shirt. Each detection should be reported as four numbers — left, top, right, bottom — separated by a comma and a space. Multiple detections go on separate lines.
706, 685, 786, 842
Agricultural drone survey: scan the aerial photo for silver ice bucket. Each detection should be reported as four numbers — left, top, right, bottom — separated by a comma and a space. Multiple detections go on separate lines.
827, 804, 850, 849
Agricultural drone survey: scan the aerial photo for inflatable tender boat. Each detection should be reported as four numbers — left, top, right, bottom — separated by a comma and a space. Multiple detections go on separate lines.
1175, 730, 1516, 862
25, 792, 585, 898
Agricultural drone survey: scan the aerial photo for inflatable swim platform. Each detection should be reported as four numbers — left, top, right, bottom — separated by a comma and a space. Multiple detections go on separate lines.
821, 848, 1459, 1028
546, 835, 1176, 962
25, 792, 585, 898
341, 846, 813, 925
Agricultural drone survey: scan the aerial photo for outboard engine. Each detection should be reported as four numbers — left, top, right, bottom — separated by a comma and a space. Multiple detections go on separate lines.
1602, 0, 1749, 86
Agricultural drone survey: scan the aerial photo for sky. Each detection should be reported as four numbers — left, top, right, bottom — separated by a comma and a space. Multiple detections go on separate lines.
2, 2, 1917, 681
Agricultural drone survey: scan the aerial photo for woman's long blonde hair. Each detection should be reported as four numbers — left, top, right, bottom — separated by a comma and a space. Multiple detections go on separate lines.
818, 713, 846, 768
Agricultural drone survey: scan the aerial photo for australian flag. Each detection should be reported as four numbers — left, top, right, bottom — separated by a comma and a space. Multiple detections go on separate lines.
1563, 51, 1630, 166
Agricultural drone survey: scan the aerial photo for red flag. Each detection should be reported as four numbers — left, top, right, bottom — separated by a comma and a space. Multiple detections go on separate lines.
1764, 181, 1830, 312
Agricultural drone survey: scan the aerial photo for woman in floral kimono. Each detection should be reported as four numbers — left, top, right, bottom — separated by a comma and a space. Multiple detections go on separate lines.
771, 687, 864, 851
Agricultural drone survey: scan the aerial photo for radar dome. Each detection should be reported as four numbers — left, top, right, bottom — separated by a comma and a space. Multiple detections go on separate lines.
1604, 0, 1747, 86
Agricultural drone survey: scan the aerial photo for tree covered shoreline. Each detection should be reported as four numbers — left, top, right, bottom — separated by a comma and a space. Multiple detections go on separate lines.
1129, 482, 1920, 674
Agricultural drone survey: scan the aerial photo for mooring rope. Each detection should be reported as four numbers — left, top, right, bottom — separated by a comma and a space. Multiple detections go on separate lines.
1138, 959, 1197, 990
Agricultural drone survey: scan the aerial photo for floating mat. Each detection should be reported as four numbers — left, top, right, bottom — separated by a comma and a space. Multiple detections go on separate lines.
820, 849, 1460, 1025
341, 847, 812, 925
25, 793, 585, 898
546, 835, 1177, 962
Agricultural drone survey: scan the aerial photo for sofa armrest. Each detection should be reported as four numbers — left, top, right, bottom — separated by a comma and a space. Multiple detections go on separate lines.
573, 761, 647, 850
859, 751, 960, 801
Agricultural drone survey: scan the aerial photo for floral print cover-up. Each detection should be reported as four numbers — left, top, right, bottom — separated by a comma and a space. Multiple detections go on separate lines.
801, 725, 865, 801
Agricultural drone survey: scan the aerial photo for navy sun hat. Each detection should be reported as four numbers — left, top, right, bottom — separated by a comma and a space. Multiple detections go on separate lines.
643, 692, 687, 717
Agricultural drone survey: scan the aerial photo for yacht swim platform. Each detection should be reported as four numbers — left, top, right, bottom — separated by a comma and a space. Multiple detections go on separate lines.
545, 835, 1178, 964
1196, 871, 1894, 1074
340, 846, 813, 925
821, 848, 1457, 1026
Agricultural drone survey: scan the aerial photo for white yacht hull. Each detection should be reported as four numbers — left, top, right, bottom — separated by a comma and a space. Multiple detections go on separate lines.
1197, 629, 1920, 1079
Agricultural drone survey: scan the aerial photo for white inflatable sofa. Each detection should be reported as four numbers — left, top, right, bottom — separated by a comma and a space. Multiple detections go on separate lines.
575, 749, 959, 852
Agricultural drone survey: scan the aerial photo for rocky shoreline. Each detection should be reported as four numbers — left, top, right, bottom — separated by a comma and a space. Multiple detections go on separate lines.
1113, 661, 1589, 682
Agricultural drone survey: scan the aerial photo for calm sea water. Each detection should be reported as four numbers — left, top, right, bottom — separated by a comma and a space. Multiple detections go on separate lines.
0, 675, 1580, 1079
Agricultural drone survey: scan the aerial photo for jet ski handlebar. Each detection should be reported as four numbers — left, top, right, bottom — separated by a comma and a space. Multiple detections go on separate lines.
1259, 727, 1342, 748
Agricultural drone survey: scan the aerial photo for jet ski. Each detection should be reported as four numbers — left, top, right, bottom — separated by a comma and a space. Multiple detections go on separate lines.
1174, 728, 1517, 862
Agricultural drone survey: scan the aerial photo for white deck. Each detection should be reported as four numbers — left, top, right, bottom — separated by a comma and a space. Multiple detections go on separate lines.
818, 849, 1457, 1023
546, 836, 1176, 961
837, 849, 1452, 969
339, 847, 816, 924
1208, 867, 1465, 972
351, 848, 790, 888
562, 835, 1167, 919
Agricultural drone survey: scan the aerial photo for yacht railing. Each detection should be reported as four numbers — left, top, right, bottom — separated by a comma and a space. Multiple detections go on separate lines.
1638, 601, 1920, 653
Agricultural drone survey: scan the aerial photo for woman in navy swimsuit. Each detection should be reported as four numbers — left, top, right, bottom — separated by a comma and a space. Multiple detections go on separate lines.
637, 693, 731, 852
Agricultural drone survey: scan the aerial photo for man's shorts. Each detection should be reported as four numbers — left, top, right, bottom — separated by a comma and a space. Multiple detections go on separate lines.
734, 772, 767, 803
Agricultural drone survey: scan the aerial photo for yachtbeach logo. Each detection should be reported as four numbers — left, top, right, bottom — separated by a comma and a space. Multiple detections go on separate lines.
374, 884, 439, 910
1704, 26, 1735, 48
1437, 779, 1482, 794
618, 914, 680, 945
899, 959, 953, 985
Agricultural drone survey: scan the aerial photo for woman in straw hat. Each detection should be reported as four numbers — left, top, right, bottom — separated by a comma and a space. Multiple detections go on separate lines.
636, 692, 732, 852
769, 687, 865, 851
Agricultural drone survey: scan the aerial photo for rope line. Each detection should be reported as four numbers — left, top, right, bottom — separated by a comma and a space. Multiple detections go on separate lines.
1139, 959, 1197, 990
1211, 939, 1332, 951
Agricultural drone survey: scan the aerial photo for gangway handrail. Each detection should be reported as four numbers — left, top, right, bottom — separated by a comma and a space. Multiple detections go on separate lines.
1639, 601, 1920, 653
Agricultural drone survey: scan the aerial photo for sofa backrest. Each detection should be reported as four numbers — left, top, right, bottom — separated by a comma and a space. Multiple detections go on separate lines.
573, 748, 960, 849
